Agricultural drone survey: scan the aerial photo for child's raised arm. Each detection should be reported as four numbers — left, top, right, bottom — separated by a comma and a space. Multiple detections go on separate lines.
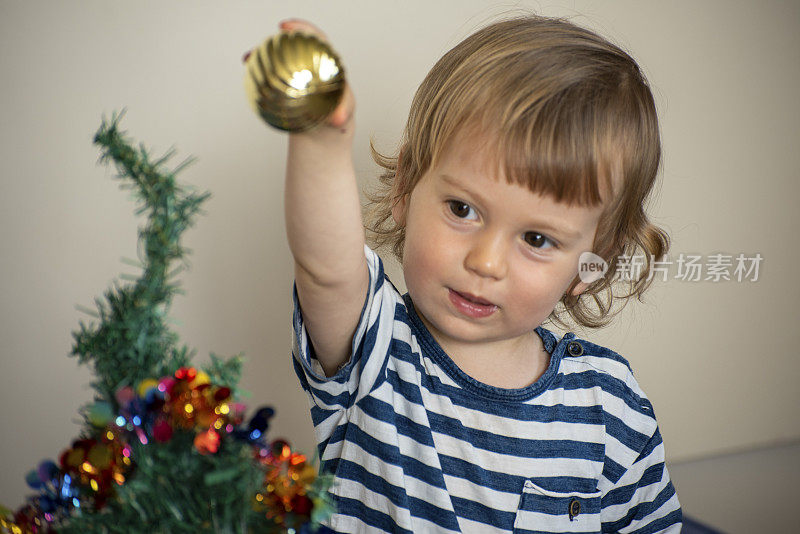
280, 19, 368, 378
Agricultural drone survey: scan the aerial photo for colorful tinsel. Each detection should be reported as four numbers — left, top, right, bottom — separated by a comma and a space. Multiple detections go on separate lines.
0, 367, 334, 533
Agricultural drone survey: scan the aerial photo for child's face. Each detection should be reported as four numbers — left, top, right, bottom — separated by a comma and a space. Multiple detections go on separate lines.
393, 137, 607, 354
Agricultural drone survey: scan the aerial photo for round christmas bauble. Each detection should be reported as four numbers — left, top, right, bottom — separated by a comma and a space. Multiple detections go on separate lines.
244, 31, 346, 132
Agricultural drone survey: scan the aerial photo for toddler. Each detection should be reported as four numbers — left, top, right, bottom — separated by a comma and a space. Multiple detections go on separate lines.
280, 14, 681, 533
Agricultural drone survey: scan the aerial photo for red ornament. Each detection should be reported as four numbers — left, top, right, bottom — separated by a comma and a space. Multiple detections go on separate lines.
152, 418, 173, 443
174, 366, 197, 381
214, 386, 232, 402
290, 494, 313, 516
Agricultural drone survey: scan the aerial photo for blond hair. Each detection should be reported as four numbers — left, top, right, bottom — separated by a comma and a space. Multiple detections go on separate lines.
366, 14, 669, 329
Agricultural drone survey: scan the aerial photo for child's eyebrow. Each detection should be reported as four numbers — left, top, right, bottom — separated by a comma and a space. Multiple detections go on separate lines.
438, 174, 583, 241
439, 173, 483, 201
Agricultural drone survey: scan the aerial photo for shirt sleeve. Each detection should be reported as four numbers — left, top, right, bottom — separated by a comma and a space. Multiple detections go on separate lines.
291, 245, 396, 439
601, 418, 683, 533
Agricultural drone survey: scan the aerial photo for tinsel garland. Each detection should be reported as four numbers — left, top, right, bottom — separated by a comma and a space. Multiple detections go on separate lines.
0, 112, 335, 534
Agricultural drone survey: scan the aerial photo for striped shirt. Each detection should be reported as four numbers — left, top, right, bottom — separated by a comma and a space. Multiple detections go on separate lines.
292, 246, 682, 533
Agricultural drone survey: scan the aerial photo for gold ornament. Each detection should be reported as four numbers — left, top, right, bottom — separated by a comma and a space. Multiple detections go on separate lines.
244, 31, 346, 132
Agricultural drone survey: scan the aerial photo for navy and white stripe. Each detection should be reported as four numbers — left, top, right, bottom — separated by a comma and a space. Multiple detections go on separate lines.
292, 246, 681, 533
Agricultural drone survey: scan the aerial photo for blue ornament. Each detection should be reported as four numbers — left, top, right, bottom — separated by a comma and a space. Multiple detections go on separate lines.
248, 406, 275, 434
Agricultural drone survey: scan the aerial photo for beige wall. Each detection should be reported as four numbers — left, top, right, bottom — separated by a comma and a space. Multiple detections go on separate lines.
1, 0, 798, 509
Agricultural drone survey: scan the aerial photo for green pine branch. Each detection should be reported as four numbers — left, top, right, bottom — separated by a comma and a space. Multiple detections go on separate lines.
70, 110, 211, 403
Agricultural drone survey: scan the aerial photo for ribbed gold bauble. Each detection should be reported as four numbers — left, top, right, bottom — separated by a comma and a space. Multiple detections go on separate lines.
244, 31, 346, 132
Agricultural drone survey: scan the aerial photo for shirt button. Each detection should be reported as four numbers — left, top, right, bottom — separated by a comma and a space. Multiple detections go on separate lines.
568, 498, 581, 520
567, 341, 584, 357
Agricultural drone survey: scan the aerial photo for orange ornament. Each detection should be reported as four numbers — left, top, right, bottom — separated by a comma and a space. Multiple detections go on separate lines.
194, 428, 221, 455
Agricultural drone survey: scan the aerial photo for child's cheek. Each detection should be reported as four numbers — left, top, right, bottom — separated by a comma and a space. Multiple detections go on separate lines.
404, 225, 447, 293
402, 235, 434, 291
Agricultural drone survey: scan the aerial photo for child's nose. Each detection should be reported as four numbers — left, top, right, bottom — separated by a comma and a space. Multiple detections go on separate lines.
464, 232, 508, 280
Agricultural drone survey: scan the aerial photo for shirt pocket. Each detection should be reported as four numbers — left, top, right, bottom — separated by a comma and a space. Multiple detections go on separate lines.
512, 479, 602, 534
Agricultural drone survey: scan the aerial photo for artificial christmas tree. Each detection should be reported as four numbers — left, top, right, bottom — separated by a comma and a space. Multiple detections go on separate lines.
0, 111, 334, 534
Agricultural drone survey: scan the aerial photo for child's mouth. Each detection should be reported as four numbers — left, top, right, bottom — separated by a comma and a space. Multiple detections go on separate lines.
448, 289, 498, 318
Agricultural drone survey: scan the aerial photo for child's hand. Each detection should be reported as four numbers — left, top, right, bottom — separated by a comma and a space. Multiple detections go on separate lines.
278, 18, 355, 132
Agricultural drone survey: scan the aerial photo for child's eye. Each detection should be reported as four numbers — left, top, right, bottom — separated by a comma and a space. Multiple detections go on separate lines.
523, 231, 557, 250
447, 200, 477, 220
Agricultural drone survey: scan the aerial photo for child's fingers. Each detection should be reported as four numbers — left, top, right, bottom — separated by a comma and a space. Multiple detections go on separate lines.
327, 82, 355, 128
279, 18, 329, 42
243, 19, 329, 63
